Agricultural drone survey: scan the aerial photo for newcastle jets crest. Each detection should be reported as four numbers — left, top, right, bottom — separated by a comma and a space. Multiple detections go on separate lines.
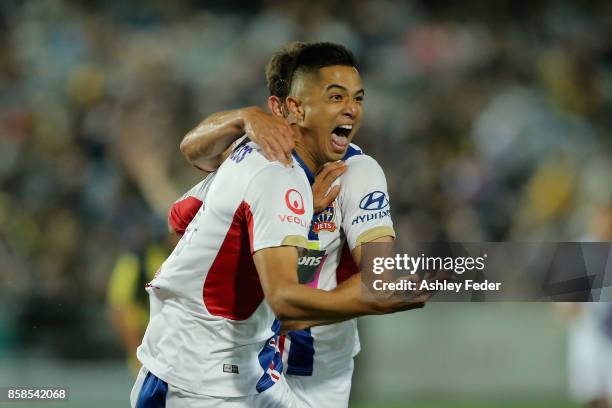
312, 203, 337, 233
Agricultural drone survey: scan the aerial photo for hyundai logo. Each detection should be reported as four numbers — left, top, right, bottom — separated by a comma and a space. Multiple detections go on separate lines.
359, 191, 389, 211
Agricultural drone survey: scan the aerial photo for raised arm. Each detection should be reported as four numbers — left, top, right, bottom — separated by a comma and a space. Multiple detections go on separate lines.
180, 107, 294, 172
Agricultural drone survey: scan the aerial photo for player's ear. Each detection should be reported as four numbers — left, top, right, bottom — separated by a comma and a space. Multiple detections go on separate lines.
267, 96, 285, 118
286, 96, 304, 122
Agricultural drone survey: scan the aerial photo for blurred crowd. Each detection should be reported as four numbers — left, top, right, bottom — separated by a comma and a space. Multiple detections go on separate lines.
0, 0, 611, 357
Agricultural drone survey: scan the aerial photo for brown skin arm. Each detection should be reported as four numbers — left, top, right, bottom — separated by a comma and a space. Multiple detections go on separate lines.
279, 236, 428, 332
280, 299, 425, 333
350, 235, 393, 267
180, 107, 294, 172
179, 105, 346, 212
254, 246, 425, 322
350, 235, 429, 308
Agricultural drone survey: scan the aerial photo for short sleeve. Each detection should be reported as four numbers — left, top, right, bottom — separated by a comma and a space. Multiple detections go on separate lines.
340, 156, 395, 249
245, 164, 312, 253
168, 173, 216, 235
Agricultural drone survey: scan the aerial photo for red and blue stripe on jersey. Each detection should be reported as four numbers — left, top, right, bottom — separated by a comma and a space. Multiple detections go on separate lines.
256, 319, 284, 393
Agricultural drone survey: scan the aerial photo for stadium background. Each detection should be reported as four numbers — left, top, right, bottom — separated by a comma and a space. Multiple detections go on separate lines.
1, 0, 611, 407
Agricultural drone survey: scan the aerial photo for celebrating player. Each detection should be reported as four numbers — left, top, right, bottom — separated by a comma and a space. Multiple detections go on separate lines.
132, 43, 427, 407
172, 42, 419, 407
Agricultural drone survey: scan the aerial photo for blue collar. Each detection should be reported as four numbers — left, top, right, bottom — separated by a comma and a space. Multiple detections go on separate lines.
292, 145, 363, 185
291, 151, 315, 185
342, 144, 362, 160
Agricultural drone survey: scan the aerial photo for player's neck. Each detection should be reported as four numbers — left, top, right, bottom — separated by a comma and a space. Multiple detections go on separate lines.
293, 145, 319, 175
293, 127, 324, 174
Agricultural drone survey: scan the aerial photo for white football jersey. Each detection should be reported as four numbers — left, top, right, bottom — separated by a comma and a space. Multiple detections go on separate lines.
281, 144, 395, 376
168, 144, 396, 378
138, 140, 313, 397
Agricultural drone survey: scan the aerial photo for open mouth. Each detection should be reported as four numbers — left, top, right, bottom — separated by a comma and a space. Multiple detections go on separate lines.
331, 124, 352, 153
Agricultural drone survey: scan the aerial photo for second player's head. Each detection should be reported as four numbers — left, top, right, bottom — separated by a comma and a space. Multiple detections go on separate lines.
265, 42, 363, 164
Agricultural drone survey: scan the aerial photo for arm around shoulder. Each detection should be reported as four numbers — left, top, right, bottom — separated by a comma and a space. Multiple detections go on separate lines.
180, 108, 251, 172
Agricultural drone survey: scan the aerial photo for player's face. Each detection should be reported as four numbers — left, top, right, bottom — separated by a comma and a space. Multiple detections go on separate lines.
295, 65, 364, 162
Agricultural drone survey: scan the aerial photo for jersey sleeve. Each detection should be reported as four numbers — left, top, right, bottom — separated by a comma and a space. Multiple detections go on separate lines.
168, 173, 216, 235
245, 164, 312, 253
339, 156, 395, 249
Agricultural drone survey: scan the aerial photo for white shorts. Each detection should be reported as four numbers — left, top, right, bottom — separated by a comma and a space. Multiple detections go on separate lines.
285, 360, 354, 408
130, 366, 299, 408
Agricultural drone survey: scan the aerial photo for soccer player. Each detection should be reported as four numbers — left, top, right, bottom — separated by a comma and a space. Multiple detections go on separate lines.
173, 42, 412, 407
132, 43, 425, 407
